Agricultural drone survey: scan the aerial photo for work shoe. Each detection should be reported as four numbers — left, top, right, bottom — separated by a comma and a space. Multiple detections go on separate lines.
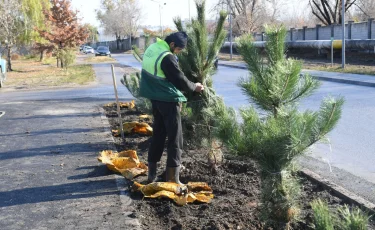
157, 170, 166, 182
166, 166, 183, 185
147, 162, 157, 183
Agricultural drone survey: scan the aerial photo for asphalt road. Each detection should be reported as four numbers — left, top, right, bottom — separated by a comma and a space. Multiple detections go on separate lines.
112, 54, 375, 202
0, 63, 139, 229
211, 61, 375, 185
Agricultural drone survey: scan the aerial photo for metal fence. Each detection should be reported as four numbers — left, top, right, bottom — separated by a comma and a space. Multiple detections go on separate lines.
93, 37, 146, 51
253, 18, 375, 41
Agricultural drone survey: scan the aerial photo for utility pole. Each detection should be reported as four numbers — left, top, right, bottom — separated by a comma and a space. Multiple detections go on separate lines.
342, 0, 346, 69
159, 4, 163, 37
229, 0, 233, 60
150, 0, 166, 37
129, 18, 132, 50
188, 0, 191, 21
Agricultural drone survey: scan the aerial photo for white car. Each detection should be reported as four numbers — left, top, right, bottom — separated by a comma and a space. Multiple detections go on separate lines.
83, 46, 94, 54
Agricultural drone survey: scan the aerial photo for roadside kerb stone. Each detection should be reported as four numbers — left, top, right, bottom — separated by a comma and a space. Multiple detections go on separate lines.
99, 106, 141, 229
218, 62, 375, 88
301, 168, 375, 216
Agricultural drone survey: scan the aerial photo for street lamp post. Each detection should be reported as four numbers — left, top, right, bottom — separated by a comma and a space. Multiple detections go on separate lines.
188, 0, 191, 21
130, 18, 132, 50
151, 0, 166, 37
228, 0, 233, 60
129, 16, 135, 50
342, 0, 346, 69
229, 10, 233, 60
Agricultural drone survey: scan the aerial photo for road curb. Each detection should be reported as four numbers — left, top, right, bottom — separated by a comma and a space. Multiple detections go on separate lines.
218, 63, 375, 88
98, 106, 141, 230
300, 168, 375, 216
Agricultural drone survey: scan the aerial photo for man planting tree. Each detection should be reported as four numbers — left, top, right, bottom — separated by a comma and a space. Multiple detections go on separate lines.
139, 32, 204, 184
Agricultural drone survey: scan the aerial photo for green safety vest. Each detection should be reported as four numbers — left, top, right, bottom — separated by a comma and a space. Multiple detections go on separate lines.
139, 38, 187, 102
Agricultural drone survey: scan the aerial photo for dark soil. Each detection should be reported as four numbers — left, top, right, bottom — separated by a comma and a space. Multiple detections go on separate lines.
103, 104, 375, 230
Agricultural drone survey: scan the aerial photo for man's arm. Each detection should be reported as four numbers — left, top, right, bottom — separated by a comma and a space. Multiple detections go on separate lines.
160, 54, 196, 93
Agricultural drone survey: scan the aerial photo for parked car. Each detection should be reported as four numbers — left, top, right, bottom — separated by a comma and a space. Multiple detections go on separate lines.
83, 46, 94, 54
95, 46, 111, 57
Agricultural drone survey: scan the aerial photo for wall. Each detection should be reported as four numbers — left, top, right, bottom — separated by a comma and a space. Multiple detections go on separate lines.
253, 19, 375, 41
94, 37, 146, 52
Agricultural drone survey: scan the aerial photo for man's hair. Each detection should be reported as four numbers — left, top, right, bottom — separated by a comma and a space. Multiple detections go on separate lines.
165, 32, 188, 48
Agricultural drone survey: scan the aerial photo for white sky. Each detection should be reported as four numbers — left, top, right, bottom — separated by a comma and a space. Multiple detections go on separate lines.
71, 0, 307, 29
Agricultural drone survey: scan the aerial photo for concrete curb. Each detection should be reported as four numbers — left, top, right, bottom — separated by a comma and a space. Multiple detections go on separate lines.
300, 168, 375, 216
219, 63, 375, 88
97, 106, 141, 229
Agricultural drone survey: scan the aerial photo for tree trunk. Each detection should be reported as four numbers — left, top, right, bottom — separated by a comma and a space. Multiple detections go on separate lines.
7, 46, 12, 72
57, 57, 60, 68
116, 38, 120, 50
61, 59, 64, 68
40, 50, 45, 62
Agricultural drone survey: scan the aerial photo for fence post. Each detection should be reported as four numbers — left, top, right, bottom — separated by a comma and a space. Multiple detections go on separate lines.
261, 32, 265, 41
368, 18, 374, 39
316, 24, 321, 40
303, 26, 307, 40
331, 24, 335, 38
348, 21, 354, 39
290, 28, 294, 41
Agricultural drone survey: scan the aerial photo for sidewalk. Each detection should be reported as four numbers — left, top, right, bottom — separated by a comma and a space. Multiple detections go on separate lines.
219, 60, 375, 88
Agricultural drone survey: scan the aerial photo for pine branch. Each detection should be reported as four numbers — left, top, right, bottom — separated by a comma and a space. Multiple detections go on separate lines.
132, 45, 143, 62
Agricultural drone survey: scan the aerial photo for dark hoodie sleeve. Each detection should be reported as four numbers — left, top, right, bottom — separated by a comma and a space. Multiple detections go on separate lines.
160, 54, 196, 93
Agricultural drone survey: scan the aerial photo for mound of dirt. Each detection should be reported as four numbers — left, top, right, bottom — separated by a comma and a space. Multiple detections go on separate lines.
103, 104, 375, 230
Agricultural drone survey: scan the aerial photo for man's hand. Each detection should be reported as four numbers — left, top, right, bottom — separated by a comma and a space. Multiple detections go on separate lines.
194, 83, 204, 92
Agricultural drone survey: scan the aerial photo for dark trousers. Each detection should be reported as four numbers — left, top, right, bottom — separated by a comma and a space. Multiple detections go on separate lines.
148, 100, 183, 167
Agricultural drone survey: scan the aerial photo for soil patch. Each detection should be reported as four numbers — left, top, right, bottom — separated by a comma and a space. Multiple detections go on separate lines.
103, 104, 375, 230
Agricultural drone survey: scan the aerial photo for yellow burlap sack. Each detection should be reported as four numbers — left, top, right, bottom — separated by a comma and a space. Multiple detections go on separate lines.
112, 122, 153, 136
98, 150, 147, 179
104, 100, 135, 109
132, 181, 214, 206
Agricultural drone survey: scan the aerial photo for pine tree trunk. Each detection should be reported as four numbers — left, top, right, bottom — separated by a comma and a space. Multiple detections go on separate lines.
7, 46, 12, 72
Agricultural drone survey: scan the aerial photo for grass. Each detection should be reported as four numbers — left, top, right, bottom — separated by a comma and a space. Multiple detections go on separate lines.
311, 199, 335, 230
83, 56, 115, 63
218, 52, 375, 76
218, 53, 243, 61
5, 58, 95, 89
302, 63, 375, 76
338, 205, 371, 230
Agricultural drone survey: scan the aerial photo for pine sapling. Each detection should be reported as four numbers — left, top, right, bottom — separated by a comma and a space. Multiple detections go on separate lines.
215, 25, 345, 228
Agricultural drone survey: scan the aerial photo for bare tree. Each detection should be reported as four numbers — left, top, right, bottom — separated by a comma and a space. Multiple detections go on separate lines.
212, 0, 281, 35
354, 0, 375, 20
309, 0, 357, 25
96, 0, 142, 50
280, 4, 319, 28
0, 0, 24, 71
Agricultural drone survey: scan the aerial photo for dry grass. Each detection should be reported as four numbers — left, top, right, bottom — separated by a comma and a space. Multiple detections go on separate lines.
5, 58, 95, 89
83, 56, 115, 63
218, 53, 243, 61
302, 63, 375, 76
218, 52, 375, 76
